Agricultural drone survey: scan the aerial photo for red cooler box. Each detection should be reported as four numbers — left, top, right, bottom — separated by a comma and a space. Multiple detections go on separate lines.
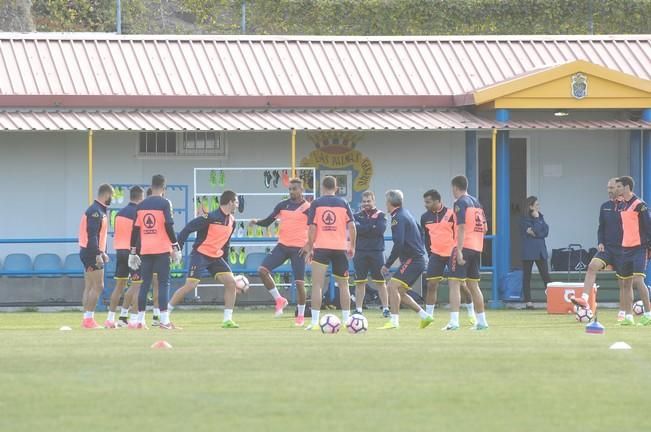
546, 282, 594, 314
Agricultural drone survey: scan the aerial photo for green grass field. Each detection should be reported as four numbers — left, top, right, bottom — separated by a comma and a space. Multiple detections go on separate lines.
0, 309, 649, 432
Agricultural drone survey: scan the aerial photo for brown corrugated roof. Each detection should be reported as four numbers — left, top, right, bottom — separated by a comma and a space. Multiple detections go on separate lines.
0, 109, 646, 131
0, 109, 496, 131
0, 33, 649, 108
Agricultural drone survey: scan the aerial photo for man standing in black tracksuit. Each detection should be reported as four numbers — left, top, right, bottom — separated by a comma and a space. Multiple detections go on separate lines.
353, 191, 389, 317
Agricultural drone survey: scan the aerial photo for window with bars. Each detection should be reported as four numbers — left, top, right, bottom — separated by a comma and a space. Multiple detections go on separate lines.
138, 132, 226, 157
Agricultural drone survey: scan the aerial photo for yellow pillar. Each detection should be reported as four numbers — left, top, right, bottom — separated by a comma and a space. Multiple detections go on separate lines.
491, 128, 497, 235
88, 129, 94, 204
291, 129, 297, 177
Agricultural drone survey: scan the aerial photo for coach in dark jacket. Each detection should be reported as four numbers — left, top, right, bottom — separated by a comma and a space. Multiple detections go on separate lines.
520, 196, 552, 309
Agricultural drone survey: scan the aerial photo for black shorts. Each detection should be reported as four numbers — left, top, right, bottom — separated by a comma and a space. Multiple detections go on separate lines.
392, 256, 426, 289
593, 245, 620, 270
449, 248, 481, 282
79, 249, 102, 273
261, 244, 306, 281
114, 250, 142, 282
353, 251, 385, 283
616, 247, 647, 279
312, 248, 349, 278
426, 253, 449, 281
187, 252, 232, 280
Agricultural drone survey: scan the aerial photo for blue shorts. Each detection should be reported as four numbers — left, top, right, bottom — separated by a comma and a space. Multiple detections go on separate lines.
261, 244, 306, 281
187, 252, 231, 280
312, 249, 349, 278
392, 256, 426, 289
426, 253, 449, 280
593, 245, 620, 270
114, 250, 142, 282
79, 248, 102, 272
353, 251, 385, 283
449, 248, 481, 282
616, 247, 646, 279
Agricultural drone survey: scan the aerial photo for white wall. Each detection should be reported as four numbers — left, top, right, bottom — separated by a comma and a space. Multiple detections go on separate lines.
0, 126, 633, 259
525, 129, 628, 251
0, 129, 465, 259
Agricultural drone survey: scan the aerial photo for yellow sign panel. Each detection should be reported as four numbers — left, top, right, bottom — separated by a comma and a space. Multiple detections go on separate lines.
474, 60, 651, 109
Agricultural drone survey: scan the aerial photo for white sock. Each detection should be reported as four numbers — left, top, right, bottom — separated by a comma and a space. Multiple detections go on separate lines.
269, 288, 281, 300
390, 313, 399, 326
477, 312, 488, 326
582, 293, 589, 301
342, 310, 350, 322
224, 309, 233, 322
160, 311, 170, 325
107, 311, 116, 322
129, 313, 138, 323
168, 303, 174, 311
425, 304, 435, 315
467, 302, 476, 317
626, 314, 634, 322
618, 310, 626, 317
83, 311, 93, 319
382, 306, 389, 311
356, 307, 363, 314
297, 304, 306, 317
137, 311, 145, 324
418, 309, 430, 320
153, 308, 161, 317
644, 311, 651, 318
120, 307, 129, 317
311, 309, 320, 326
450, 312, 460, 326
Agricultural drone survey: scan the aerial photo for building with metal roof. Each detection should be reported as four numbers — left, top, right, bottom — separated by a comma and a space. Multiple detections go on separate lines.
0, 33, 650, 305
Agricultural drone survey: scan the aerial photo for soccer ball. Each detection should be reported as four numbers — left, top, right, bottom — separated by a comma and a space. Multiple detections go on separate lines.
319, 314, 341, 334
633, 300, 645, 316
234, 275, 250, 294
345, 314, 368, 334
574, 305, 593, 323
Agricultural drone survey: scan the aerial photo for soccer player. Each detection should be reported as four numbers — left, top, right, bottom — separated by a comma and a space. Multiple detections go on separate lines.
302, 176, 357, 330
168, 190, 240, 328
420, 189, 476, 324
613, 176, 651, 326
249, 178, 310, 325
119, 187, 162, 327
128, 175, 182, 330
379, 190, 433, 329
443, 175, 488, 331
352, 190, 389, 317
105, 186, 144, 328
570, 178, 621, 318
78, 183, 113, 329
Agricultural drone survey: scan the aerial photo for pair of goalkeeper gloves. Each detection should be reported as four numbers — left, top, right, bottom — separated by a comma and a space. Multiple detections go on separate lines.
128, 244, 183, 270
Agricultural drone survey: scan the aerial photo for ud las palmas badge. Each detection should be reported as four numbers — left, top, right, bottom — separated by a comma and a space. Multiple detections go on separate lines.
571, 73, 588, 100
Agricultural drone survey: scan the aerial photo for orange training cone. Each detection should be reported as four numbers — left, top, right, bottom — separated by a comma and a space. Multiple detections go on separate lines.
151, 340, 173, 349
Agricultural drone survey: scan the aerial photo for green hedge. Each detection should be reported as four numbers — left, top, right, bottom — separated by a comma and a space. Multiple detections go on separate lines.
28, 0, 651, 35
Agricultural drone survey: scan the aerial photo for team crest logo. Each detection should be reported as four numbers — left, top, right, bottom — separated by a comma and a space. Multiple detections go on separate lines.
571, 73, 587, 100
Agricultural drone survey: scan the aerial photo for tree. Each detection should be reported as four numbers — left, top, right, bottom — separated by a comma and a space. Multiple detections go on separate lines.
0, 0, 34, 31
